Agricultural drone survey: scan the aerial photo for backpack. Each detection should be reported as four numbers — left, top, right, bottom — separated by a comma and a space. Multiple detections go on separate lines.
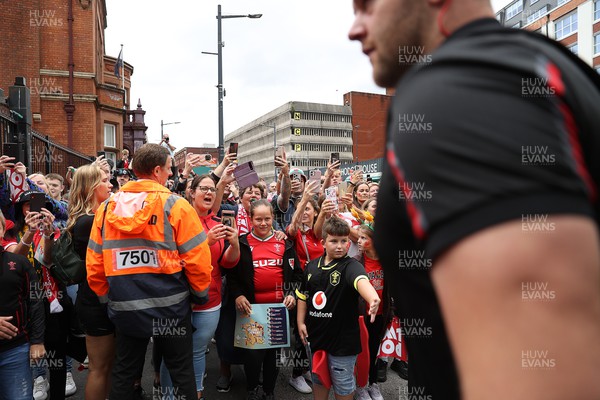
50, 230, 86, 286
51, 205, 108, 286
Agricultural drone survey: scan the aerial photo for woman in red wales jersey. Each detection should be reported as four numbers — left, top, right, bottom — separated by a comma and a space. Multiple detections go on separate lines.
228, 199, 302, 400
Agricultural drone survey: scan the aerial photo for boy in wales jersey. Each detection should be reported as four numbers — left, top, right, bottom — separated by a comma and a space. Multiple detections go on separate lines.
296, 217, 380, 400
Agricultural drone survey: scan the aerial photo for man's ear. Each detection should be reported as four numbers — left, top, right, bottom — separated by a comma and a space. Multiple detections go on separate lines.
152, 165, 162, 177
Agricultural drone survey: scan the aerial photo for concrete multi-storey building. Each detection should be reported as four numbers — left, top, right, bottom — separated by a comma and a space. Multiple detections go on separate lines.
225, 101, 353, 183
496, 0, 600, 71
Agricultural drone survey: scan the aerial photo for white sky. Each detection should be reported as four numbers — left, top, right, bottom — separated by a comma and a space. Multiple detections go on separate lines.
105, 0, 513, 149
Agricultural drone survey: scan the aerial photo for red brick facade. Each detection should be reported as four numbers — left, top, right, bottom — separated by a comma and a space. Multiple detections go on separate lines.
343, 91, 392, 162
0, 0, 134, 158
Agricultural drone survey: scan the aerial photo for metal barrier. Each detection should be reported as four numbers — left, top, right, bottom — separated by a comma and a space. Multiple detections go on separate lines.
30, 130, 94, 176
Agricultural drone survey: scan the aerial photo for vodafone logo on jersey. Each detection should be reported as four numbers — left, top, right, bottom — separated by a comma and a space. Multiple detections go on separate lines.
312, 291, 327, 310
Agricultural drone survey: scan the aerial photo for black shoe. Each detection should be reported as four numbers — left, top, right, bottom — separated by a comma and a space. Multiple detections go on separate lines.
247, 387, 261, 400
376, 359, 388, 382
216, 375, 232, 392
390, 359, 408, 380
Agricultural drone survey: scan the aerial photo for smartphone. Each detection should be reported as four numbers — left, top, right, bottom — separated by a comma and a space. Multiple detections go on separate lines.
366, 174, 372, 183
3, 143, 23, 164
309, 170, 321, 182
330, 152, 340, 166
325, 187, 338, 208
221, 210, 236, 228
234, 161, 259, 189
204, 154, 212, 161
97, 151, 106, 158
29, 192, 46, 213
292, 173, 301, 182
309, 170, 321, 193
229, 142, 238, 156
274, 145, 285, 160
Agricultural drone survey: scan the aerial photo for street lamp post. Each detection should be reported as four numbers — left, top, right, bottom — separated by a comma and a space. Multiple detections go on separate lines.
161, 119, 180, 139
204, 5, 262, 163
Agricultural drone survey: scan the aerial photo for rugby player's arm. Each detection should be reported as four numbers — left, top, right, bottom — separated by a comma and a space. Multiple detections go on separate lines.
431, 217, 600, 399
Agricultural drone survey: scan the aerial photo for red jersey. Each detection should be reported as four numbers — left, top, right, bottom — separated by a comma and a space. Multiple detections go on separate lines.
193, 212, 239, 312
248, 231, 285, 304
288, 227, 322, 270
364, 254, 384, 315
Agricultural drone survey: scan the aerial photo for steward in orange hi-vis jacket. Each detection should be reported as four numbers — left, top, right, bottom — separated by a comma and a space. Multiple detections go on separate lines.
86, 156, 212, 339
86, 144, 211, 399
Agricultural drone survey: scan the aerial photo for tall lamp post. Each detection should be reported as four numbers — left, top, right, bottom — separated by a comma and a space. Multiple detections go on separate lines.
261, 122, 277, 181
161, 120, 180, 139
203, 5, 262, 163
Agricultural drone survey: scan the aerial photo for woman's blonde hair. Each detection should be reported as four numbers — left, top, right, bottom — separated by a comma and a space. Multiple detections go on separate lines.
66, 164, 104, 233
28, 173, 49, 193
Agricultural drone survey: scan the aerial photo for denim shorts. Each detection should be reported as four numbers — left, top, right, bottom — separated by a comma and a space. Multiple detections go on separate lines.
312, 354, 358, 396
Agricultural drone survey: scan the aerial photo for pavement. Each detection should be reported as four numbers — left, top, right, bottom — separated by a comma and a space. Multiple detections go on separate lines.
67, 340, 407, 399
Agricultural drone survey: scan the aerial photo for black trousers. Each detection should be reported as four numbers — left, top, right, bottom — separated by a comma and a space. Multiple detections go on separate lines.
365, 314, 385, 385
45, 309, 69, 400
109, 317, 196, 400
244, 348, 279, 394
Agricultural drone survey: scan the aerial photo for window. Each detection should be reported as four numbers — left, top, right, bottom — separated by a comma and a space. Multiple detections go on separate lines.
568, 42, 578, 54
526, 6, 548, 24
595, 34, 600, 55
105, 151, 116, 167
557, 0, 569, 6
104, 123, 116, 147
595, 0, 600, 21
596, 66, 600, 74
555, 11, 577, 40
506, 1, 523, 20
530, 0, 539, 4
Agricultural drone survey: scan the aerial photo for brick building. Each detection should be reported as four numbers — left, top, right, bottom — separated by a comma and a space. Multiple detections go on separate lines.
0, 0, 142, 164
343, 91, 392, 163
174, 146, 219, 175
496, 0, 600, 71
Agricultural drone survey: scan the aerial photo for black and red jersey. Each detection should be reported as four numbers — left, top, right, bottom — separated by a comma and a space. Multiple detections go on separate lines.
375, 18, 600, 400
0, 250, 45, 354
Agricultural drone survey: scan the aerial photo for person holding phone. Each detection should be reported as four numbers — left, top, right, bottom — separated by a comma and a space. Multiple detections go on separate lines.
7, 163, 68, 230
321, 159, 342, 195
285, 179, 329, 394
116, 149, 131, 170
8, 191, 70, 400
0, 211, 46, 400
272, 165, 306, 231
160, 134, 177, 177
228, 199, 302, 400
160, 174, 240, 400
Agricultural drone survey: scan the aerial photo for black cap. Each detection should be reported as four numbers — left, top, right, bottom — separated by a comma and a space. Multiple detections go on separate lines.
115, 168, 130, 177
15, 190, 54, 213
